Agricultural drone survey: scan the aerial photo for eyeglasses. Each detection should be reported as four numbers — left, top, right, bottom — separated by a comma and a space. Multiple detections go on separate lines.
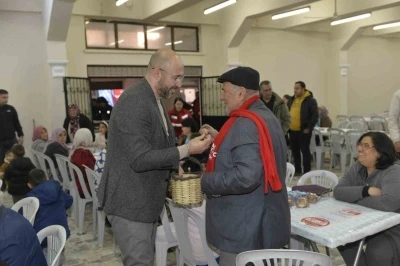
357, 142, 374, 151
152, 67, 184, 82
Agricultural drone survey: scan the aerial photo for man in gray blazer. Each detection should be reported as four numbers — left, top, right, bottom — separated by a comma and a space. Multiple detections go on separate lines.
97, 49, 212, 266
201, 67, 290, 266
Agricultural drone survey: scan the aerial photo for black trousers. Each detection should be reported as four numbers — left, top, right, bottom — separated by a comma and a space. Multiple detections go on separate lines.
289, 130, 312, 174
0, 138, 17, 163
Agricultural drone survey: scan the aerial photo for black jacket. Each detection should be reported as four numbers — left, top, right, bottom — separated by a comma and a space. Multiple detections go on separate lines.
63, 114, 94, 144
0, 104, 23, 142
287, 90, 318, 131
4, 157, 35, 196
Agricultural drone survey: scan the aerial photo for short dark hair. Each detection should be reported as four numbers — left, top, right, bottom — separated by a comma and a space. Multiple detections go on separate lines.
10, 144, 25, 158
181, 118, 198, 133
259, 80, 271, 88
0, 89, 8, 95
283, 94, 290, 100
295, 81, 306, 89
358, 131, 397, 170
28, 169, 47, 187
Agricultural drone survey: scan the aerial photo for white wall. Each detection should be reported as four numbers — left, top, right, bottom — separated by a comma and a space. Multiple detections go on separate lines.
0, 11, 50, 151
66, 15, 224, 77
239, 28, 330, 106
348, 36, 400, 116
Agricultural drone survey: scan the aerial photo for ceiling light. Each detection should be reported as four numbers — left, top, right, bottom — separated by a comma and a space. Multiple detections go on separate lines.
165, 40, 183, 46
116, 0, 129, 7
373, 21, 400, 30
272, 7, 310, 20
147, 26, 165, 33
204, 0, 236, 15
85, 21, 90, 25
331, 13, 371, 26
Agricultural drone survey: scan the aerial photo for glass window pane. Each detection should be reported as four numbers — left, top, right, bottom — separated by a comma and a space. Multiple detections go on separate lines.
173, 27, 198, 51
146, 26, 171, 50
86, 22, 115, 48
117, 24, 145, 49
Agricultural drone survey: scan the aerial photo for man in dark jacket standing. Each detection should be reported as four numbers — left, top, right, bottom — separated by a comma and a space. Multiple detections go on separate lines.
0, 89, 24, 163
201, 67, 290, 265
260, 80, 291, 135
288, 81, 318, 174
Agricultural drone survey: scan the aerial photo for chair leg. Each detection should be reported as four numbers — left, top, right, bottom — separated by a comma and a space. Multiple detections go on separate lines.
93, 203, 97, 239
78, 200, 87, 235
155, 243, 168, 266
316, 151, 321, 170
340, 153, 347, 176
97, 211, 106, 248
325, 246, 330, 257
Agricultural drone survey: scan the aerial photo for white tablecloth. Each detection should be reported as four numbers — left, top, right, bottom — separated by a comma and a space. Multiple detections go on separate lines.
314, 127, 352, 136
291, 197, 400, 248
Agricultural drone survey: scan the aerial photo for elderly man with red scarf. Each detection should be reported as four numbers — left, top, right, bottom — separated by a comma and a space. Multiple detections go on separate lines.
201, 67, 290, 266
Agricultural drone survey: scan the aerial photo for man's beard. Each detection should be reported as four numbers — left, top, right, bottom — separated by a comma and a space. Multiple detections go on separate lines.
157, 82, 177, 99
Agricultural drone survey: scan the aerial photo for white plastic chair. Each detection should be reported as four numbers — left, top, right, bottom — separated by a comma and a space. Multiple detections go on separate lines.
347, 130, 363, 166
285, 162, 295, 187
370, 116, 388, 132
11, 197, 40, 225
156, 203, 179, 266
310, 128, 330, 170
37, 225, 67, 266
166, 198, 219, 266
297, 170, 338, 189
84, 166, 116, 255
54, 154, 73, 193
66, 161, 93, 235
350, 116, 368, 131
30, 149, 41, 169
36, 152, 62, 184
336, 115, 349, 122
329, 128, 351, 176
236, 249, 332, 266
347, 121, 365, 131
336, 120, 350, 129
32, 150, 47, 174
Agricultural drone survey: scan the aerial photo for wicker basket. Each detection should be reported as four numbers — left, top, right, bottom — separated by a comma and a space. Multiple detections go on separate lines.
169, 157, 203, 207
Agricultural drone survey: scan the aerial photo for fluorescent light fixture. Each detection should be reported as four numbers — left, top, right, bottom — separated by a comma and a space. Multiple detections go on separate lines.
331, 13, 371, 26
116, 0, 129, 7
204, 0, 236, 15
165, 40, 183, 46
147, 26, 165, 33
110, 40, 124, 46
85, 21, 90, 25
373, 21, 400, 30
272, 7, 310, 20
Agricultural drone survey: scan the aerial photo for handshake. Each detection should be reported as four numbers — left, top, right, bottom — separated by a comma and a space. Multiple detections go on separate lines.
186, 124, 218, 155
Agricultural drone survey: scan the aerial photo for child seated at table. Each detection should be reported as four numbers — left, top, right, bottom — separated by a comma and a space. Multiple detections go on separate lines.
94, 121, 108, 148
0, 150, 14, 191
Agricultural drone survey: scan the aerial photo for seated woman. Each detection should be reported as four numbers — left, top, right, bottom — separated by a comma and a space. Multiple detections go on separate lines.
44, 128, 69, 168
63, 104, 94, 144
31, 126, 48, 153
317, 106, 332, 128
333, 131, 400, 266
70, 128, 95, 198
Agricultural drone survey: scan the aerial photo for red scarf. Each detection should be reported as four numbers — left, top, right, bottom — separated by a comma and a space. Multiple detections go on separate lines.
205, 95, 282, 194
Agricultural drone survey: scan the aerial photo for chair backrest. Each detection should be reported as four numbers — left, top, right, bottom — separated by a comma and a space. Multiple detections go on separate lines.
336, 120, 349, 129
32, 150, 47, 174
11, 197, 40, 225
347, 130, 363, 159
84, 166, 101, 203
285, 162, 295, 187
30, 149, 41, 169
159, 203, 178, 245
166, 198, 218, 266
38, 153, 62, 184
297, 170, 338, 189
350, 115, 365, 122
236, 249, 332, 266
66, 161, 92, 200
370, 116, 387, 131
329, 128, 349, 153
37, 225, 67, 266
336, 115, 349, 122
347, 121, 364, 131
54, 154, 72, 191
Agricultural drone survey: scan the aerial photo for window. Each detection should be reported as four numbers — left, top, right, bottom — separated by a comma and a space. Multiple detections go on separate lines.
173, 27, 198, 51
117, 24, 145, 49
85, 22, 115, 48
85, 19, 199, 52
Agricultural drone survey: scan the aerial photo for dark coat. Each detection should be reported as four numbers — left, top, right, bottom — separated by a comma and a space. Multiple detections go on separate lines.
27, 180, 73, 242
0, 205, 47, 266
97, 78, 180, 223
4, 157, 35, 196
63, 114, 95, 144
44, 142, 69, 168
287, 90, 318, 131
201, 100, 291, 253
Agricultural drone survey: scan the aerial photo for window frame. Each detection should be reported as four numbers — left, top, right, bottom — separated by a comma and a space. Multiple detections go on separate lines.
84, 19, 199, 52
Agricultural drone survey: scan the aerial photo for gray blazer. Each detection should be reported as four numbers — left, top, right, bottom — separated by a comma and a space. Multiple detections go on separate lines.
201, 100, 291, 254
97, 78, 180, 223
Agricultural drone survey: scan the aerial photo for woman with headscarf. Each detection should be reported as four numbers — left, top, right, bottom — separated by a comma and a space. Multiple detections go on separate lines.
63, 104, 94, 144
317, 106, 332, 128
31, 126, 48, 153
44, 128, 69, 168
70, 128, 95, 197
168, 97, 192, 138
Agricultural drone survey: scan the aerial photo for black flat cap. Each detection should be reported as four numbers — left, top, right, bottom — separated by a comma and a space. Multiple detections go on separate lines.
217, 66, 260, 90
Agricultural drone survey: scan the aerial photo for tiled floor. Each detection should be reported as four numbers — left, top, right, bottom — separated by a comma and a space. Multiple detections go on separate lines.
2, 159, 347, 266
